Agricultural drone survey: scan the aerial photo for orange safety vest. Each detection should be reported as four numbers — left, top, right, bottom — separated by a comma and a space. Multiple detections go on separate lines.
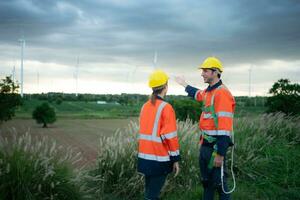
194, 84, 235, 139
138, 99, 180, 162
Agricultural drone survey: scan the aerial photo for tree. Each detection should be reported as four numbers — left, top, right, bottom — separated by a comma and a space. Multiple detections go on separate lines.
267, 79, 300, 115
55, 97, 63, 105
169, 99, 202, 122
32, 103, 56, 128
0, 76, 22, 122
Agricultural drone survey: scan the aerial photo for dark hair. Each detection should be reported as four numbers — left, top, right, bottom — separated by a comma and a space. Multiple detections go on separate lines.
211, 68, 221, 78
150, 83, 167, 105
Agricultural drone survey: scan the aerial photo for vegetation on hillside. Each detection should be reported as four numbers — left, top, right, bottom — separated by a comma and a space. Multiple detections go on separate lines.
0, 76, 22, 123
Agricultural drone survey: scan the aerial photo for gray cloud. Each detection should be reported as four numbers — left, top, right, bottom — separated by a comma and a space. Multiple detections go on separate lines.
0, 0, 299, 94
1, 0, 299, 63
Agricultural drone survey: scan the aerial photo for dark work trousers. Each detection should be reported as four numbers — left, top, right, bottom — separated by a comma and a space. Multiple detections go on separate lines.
145, 174, 168, 200
199, 146, 231, 200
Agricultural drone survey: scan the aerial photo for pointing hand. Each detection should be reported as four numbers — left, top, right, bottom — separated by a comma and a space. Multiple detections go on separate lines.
174, 76, 188, 88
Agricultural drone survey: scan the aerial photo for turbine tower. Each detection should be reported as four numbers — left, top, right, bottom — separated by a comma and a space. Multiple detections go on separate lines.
153, 51, 157, 69
75, 55, 79, 97
12, 65, 16, 83
19, 37, 25, 97
248, 65, 252, 97
37, 70, 40, 93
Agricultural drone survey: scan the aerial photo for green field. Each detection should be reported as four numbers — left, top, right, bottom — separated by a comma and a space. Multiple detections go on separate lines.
16, 99, 266, 119
16, 99, 141, 119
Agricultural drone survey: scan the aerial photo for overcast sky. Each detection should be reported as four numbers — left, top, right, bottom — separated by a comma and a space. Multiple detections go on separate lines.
1, 0, 300, 96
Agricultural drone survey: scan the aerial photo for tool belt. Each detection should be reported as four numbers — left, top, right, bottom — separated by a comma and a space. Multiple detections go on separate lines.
200, 132, 217, 147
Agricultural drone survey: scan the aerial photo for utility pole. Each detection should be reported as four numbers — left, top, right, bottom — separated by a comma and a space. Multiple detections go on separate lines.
19, 37, 25, 97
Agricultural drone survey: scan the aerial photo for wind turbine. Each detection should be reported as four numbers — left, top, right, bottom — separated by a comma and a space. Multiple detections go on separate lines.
74, 55, 79, 97
37, 70, 39, 93
11, 65, 16, 83
18, 36, 25, 97
248, 65, 252, 97
153, 51, 157, 69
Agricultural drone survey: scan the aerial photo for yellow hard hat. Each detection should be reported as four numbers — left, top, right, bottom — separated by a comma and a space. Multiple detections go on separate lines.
199, 57, 223, 72
148, 69, 169, 88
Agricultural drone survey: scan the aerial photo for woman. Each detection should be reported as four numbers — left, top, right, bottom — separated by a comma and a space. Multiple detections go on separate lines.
138, 69, 180, 200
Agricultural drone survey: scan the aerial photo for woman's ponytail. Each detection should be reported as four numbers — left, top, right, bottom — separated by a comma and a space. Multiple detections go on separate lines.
150, 83, 167, 105
150, 92, 157, 105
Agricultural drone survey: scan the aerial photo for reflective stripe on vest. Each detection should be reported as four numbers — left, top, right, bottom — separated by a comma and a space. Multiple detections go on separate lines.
203, 111, 234, 119
139, 130, 178, 143
152, 102, 168, 138
139, 102, 167, 143
138, 152, 170, 162
160, 131, 177, 140
139, 133, 162, 143
168, 150, 180, 156
201, 85, 233, 137
138, 101, 172, 162
202, 130, 232, 137
202, 86, 222, 128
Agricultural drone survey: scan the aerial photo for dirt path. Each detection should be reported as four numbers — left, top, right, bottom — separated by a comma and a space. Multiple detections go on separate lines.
0, 118, 138, 167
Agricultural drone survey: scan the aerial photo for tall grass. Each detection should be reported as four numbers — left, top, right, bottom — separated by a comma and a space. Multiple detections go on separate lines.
233, 113, 300, 199
0, 132, 96, 200
162, 119, 200, 193
87, 119, 201, 199
87, 121, 144, 199
1, 113, 299, 199
89, 113, 300, 200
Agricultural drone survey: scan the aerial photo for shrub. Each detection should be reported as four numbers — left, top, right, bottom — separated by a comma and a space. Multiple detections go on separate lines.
32, 102, 56, 128
267, 79, 300, 115
169, 99, 202, 122
56, 97, 63, 105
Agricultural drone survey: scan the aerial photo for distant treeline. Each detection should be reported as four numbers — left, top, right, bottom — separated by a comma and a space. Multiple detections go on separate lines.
22, 93, 267, 107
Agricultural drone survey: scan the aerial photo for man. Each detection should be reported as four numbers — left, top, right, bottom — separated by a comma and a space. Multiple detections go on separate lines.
175, 57, 235, 200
